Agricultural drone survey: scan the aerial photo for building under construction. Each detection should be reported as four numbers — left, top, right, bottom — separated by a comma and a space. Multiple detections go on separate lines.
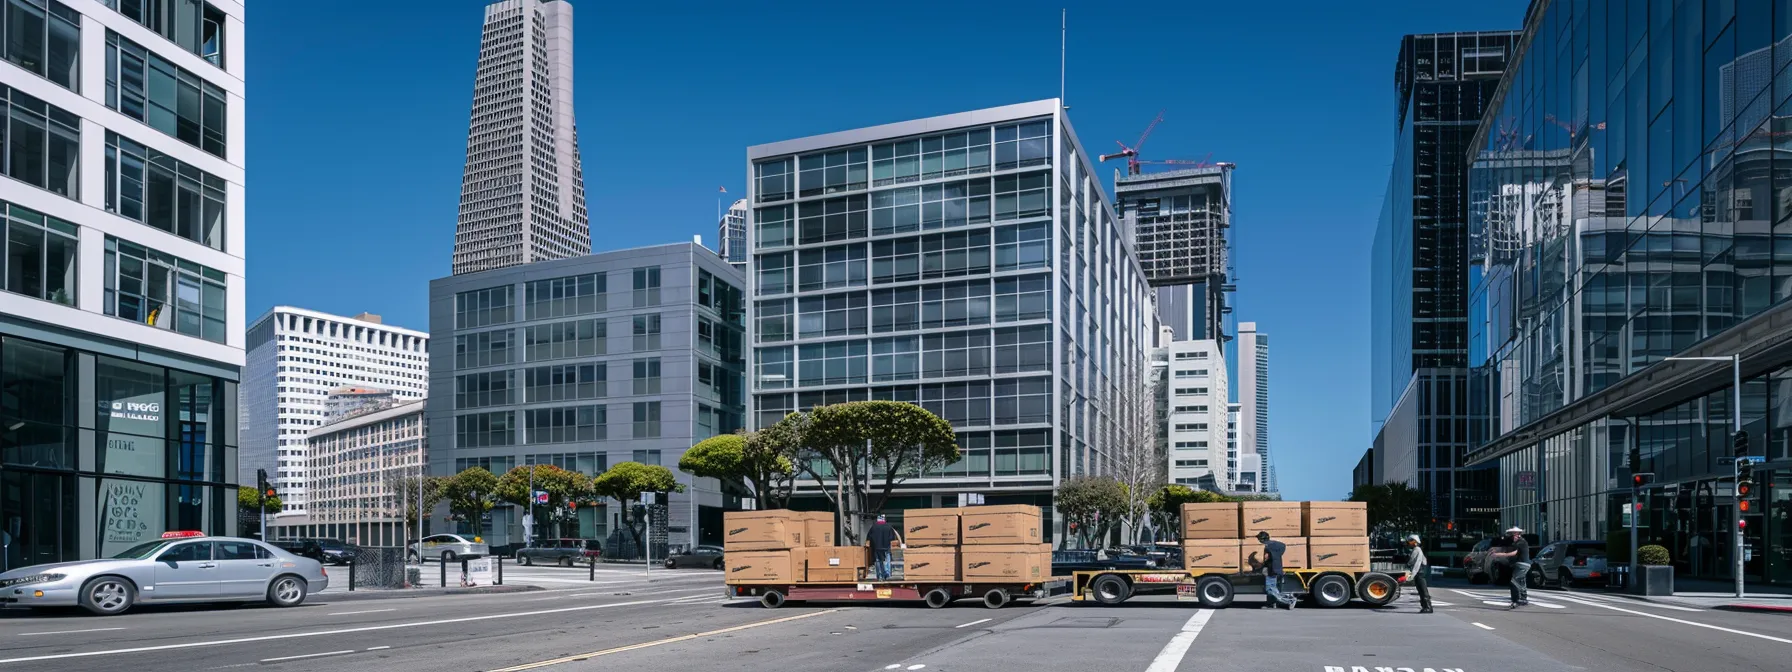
1115, 164, 1235, 345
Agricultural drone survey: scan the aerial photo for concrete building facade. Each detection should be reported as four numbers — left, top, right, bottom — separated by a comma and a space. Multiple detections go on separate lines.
1116, 165, 1235, 345
1159, 340, 1229, 490
293, 399, 426, 546
1236, 322, 1275, 494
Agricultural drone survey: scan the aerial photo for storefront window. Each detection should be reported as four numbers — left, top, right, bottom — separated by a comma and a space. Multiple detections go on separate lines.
97, 478, 164, 557
95, 356, 166, 478
1, 338, 74, 469
171, 369, 216, 482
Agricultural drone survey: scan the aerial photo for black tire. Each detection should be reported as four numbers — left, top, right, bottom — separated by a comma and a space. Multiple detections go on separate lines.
1355, 573, 1399, 607
760, 590, 787, 609
712, 558, 724, 570
1311, 575, 1352, 608
558, 556, 573, 568
1090, 574, 1131, 605
1527, 567, 1544, 589
267, 574, 308, 608
924, 588, 953, 609
1557, 569, 1575, 590
518, 554, 532, 566
1195, 576, 1234, 608
983, 588, 1010, 609
79, 576, 136, 616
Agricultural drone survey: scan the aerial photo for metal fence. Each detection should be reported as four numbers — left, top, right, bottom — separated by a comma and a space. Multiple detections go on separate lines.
348, 547, 412, 589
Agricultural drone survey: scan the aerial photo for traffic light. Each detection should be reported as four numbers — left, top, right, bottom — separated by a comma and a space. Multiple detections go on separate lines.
1734, 431, 1750, 457
1632, 472, 1655, 490
256, 468, 268, 494
1739, 457, 1755, 499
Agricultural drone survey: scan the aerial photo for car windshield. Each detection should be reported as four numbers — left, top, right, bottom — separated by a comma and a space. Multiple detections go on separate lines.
112, 540, 173, 559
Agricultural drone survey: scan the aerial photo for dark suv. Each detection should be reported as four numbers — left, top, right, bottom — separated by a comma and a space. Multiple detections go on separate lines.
515, 539, 602, 566
274, 538, 360, 565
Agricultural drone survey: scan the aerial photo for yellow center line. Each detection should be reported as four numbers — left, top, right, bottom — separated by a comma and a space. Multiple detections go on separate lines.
485, 609, 839, 672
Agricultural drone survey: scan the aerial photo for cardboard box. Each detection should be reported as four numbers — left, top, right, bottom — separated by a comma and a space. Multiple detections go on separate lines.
961, 544, 1049, 580
904, 508, 963, 546
961, 505, 1043, 545
1181, 502, 1241, 539
1241, 536, 1308, 571
1302, 502, 1367, 537
1308, 538, 1371, 572
724, 549, 797, 584
802, 546, 867, 583
800, 511, 836, 547
1239, 502, 1302, 538
723, 510, 803, 551
1182, 539, 1242, 572
903, 546, 959, 581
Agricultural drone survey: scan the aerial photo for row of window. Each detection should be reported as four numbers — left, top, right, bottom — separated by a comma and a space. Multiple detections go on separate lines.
3, 0, 80, 92
756, 326, 1051, 389
753, 121, 1051, 203
455, 402, 663, 448
100, 0, 227, 69
103, 235, 227, 343
105, 31, 227, 158
453, 266, 667, 329
756, 222, 1049, 295
757, 378, 1052, 432
754, 171, 1052, 250
754, 275, 1051, 342
0, 83, 80, 198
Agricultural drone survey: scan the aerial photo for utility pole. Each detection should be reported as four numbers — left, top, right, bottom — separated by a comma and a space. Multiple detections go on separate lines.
1665, 353, 1748, 598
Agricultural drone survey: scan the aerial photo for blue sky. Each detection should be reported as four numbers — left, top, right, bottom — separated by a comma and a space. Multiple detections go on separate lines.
249, 0, 1528, 501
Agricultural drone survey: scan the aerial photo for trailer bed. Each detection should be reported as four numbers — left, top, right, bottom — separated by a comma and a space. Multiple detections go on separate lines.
729, 578, 1071, 609
1068, 567, 1406, 608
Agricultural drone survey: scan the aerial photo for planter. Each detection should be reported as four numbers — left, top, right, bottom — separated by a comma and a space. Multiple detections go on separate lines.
1629, 565, 1674, 596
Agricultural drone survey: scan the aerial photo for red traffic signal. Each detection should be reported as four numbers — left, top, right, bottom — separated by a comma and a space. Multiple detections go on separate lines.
264, 488, 276, 498
1740, 500, 1751, 513
1739, 519, 1748, 530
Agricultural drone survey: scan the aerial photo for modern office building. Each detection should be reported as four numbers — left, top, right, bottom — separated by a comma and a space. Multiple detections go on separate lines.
324, 386, 397, 422
717, 198, 748, 267
746, 100, 1161, 536
0, 0, 246, 567
1370, 30, 1518, 535
241, 308, 428, 527
1116, 165, 1235, 345
1227, 402, 1242, 488
428, 242, 746, 549
450, 0, 590, 275
289, 399, 426, 546
1158, 340, 1230, 490
1237, 321, 1275, 493
1466, 0, 1792, 586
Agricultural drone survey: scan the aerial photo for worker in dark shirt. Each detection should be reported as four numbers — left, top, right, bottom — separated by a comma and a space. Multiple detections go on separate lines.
1494, 526, 1531, 607
1254, 531, 1296, 610
865, 514, 905, 580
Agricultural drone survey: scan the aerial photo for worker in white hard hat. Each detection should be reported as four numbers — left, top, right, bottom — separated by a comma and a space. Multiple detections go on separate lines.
1404, 534, 1432, 614
1492, 526, 1531, 607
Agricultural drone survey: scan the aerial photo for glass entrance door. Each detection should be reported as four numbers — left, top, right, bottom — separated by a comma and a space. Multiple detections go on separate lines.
0, 469, 76, 571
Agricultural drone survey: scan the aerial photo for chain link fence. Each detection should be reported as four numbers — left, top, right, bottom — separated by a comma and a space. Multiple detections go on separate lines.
348, 547, 416, 589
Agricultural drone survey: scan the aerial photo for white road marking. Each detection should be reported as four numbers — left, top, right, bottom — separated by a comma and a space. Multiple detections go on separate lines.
326, 608, 396, 616
0, 596, 697, 665
259, 650, 355, 663
1144, 610, 1214, 672
365, 646, 390, 651
906, 666, 926, 671
1560, 592, 1704, 612
1545, 595, 1792, 644
954, 618, 992, 628
1473, 622, 1496, 630
16, 628, 125, 637
885, 666, 902, 670
1430, 601, 1456, 607
486, 610, 836, 671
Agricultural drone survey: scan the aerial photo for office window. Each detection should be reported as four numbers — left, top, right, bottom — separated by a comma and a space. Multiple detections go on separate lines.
994, 377, 1050, 424
455, 330, 512, 368
1, 200, 76, 306
756, 346, 792, 390
797, 244, 867, 291
1173, 405, 1209, 413
994, 275, 1050, 322
99, 0, 225, 67
630, 266, 660, 307
797, 292, 867, 338
797, 340, 867, 386
104, 32, 226, 157
455, 411, 514, 448
994, 221, 1050, 271
993, 325, 1050, 374
631, 449, 662, 466
1174, 423, 1208, 432
993, 121, 1050, 170
1174, 351, 1209, 360
631, 402, 661, 439
921, 179, 991, 229
993, 429, 1050, 475
104, 132, 225, 250
797, 194, 867, 244
919, 129, 991, 180
870, 286, 920, 333
871, 138, 921, 185
922, 330, 990, 378
526, 363, 602, 402
756, 298, 792, 342
632, 357, 661, 395
524, 318, 603, 361
1174, 387, 1208, 395
103, 236, 226, 342
1174, 369, 1206, 379
456, 286, 513, 329
871, 186, 920, 235
525, 451, 605, 475
938, 431, 991, 477
1174, 459, 1209, 468
4, 0, 79, 90
756, 252, 792, 295
920, 381, 990, 427
798, 148, 867, 196
1, 84, 79, 198
455, 371, 513, 409
526, 406, 603, 444
993, 171, 1050, 221
871, 238, 920, 283
526, 273, 603, 319
921, 229, 990, 279
921, 280, 990, 329
755, 158, 793, 202
755, 204, 792, 249
1174, 441, 1208, 450
870, 335, 920, 382
631, 313, 661, 351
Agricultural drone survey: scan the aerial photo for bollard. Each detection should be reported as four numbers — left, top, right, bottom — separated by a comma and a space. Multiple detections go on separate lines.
496, 555, 503, 586
589, 554, 596, 581
348, 558, 356, 592
439, 556, 447, 587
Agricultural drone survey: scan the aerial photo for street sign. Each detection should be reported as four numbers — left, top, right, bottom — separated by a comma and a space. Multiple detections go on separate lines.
533, 490, 549, 504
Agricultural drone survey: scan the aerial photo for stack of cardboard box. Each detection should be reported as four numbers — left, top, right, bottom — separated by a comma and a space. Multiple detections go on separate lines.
722, 510, 867, 584
904, 505, 1052, 582
1179, 501, 1370, 573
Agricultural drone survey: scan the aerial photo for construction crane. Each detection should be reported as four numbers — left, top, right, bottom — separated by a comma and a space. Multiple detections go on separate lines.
1100, 111, 1164, 176
1136, 153, 1221, 170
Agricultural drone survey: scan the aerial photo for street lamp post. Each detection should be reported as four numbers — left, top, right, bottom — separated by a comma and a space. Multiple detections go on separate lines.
1664, 354, 1744, 598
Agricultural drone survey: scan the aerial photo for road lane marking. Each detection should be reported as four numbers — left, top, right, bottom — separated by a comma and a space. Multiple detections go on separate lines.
1561, 593, 1704, 612
484, 609, 837, 671
1473, 622, 1496, 630
1545, 594, 1792, 644
16, 628, 125, 637
1144, 610, 1213, 672
260, 650, 355, 663
0, 596, 696, 665
325, 609, 396, 616
366, 646, 390, 651
954, 618, 991, 628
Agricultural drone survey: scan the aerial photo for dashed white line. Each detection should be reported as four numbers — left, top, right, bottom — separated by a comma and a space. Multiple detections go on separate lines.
906, 666, 926, 671
884, 666, 902, 670
259, 650, 355, 663
325, 608, 396, 616
1545, 594, 1792, 642
1560, 592, 1704, 612
1472, 622, 1496, 630
954, 618, 992, 629
1144, 610, 1214, 672
16, 628, 125, 637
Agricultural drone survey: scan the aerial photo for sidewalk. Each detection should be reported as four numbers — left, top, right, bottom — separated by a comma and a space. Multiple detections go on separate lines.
1633, 577, 1792, 612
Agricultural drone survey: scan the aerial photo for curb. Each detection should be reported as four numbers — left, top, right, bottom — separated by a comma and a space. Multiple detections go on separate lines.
1717, 603, 1792, 614
312, 584, 545, 602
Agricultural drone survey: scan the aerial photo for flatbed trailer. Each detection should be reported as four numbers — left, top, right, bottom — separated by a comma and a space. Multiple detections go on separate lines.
1069, 567, 1407, 609
729, 578, 1072, 609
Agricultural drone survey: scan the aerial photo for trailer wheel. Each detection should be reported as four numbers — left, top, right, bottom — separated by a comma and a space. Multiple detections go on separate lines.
759, 590, 787, 609
1089, 574, 1131, 605
982, 588, 1011, 609
1195, 576, 1234, 608
924, 588, 953, 609
1311, 575, 1352, 608
1355, 573, 1399, 607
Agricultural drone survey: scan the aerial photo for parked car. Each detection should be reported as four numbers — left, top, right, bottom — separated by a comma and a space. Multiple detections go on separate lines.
0, 531, 328, 615
1528, 540, 1607, 589
664, 545, 725, 569
1127, 543, 1184, 568
272, 538, 360, 566
516, 539, 602, 566
1051, 549, 1155, 576
1465, 533, 1541, 585
406, 534, 489, 563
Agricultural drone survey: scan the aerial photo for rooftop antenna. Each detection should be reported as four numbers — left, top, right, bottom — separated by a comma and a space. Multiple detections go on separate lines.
1060, 9, 1068, 110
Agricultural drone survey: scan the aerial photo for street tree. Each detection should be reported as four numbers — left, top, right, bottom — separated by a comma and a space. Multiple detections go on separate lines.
438, 467, 499, 537
766, 401, 958, 544
385, 474, 443, 539
1057, 476, 1126, 549
678, 430, 794, 508
1109, 363, 1166, 543
1348, 481, 1429, 534
496, 465, 596, 540
237, 486, 283, 515
591, 462, 683, 557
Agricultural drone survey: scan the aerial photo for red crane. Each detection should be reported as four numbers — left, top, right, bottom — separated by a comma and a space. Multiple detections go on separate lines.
1100, 111, 1164, 176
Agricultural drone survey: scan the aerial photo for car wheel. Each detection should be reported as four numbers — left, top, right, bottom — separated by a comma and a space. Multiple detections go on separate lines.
1527, 567, 1544, 589
1558, 569, 1575, 590
1090, 574, 1131, 605
79, 576, 136, 616
1311, 575, 1352, 608
558, 557, 573, 568
1355, 573, 1399, 607
267, 575, 308, 608
518, 554, 532, 566
712, 558, 724, 570
1195, 576, 1234, 608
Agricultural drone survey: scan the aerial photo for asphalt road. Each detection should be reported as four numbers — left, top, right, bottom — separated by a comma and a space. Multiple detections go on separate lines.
2, 571, 1789, 672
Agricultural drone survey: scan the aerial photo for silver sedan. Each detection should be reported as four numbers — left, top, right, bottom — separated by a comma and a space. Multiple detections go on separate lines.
406, 534, 490, 563
0, 534, 329, 615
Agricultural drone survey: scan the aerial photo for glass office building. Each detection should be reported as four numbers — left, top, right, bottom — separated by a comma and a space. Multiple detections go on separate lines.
746, 100, 1160, 537
1468, 0, 1792, 585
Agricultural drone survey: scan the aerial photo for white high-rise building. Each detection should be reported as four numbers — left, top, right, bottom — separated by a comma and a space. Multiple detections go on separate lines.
1238, 321, 1275, 493
451, 0, 589, 275
1160, 340, 1229, 490
242, 308, 429, 524
716, 197, 747, 266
